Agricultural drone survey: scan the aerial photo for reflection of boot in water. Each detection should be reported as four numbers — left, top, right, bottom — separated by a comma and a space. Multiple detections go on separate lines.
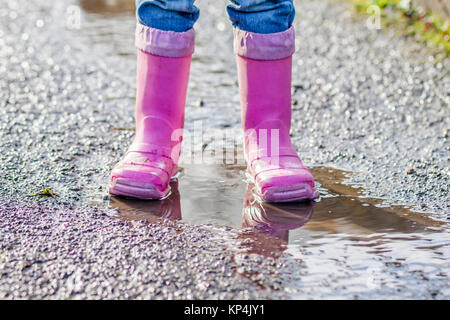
109, 180, 182, 223
239, 184, 314, 257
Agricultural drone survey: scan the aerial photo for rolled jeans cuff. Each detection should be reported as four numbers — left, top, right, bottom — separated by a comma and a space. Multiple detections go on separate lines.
135, 22, 195, 58
233, 26, 295, 60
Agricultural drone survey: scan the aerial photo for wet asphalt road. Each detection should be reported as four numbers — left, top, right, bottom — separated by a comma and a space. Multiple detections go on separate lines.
0, 0, 449, 299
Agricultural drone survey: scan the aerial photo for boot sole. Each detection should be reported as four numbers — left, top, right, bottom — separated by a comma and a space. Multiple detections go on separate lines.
109, 178, 170, 200
246, 172, 318, 203
261, 184, 318, 203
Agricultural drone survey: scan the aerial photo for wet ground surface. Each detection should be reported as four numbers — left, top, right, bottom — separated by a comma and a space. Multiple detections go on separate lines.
0, 0, 449, 299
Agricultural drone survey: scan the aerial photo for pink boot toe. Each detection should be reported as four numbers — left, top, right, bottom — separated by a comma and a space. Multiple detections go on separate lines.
109, 154, 173, 199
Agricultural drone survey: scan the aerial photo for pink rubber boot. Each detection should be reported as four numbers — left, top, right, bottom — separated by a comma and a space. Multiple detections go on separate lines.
234, 27, 318, 202
109, 24, 195, 199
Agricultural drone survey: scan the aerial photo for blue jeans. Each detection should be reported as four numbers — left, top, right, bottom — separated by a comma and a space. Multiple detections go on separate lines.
136, 0, 295, 34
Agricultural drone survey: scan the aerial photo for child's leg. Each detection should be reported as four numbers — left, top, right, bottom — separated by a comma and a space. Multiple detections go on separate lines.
136, 0, 199, 32
227, 0, 318, 202
227, 0, 295, 34
109, 0, 199, 199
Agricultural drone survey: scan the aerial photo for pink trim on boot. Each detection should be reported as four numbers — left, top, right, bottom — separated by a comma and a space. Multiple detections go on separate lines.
135, 22, 195, 58
233, 26, 295, 61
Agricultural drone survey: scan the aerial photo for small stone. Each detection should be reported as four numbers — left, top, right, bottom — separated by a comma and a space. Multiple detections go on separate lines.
21, 261, 32, 271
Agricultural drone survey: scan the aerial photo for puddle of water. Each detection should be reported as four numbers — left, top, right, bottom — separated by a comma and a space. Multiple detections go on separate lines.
108, 164, 246, 228
79, 0, 134, 16
106, 164, 445, 235
77, 0, 136, 58
102, 163, 449, 289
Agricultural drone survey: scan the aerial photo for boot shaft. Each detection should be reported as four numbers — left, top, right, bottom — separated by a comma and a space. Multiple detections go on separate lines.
236, 55, 293, 133
136, 49, 192, 132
